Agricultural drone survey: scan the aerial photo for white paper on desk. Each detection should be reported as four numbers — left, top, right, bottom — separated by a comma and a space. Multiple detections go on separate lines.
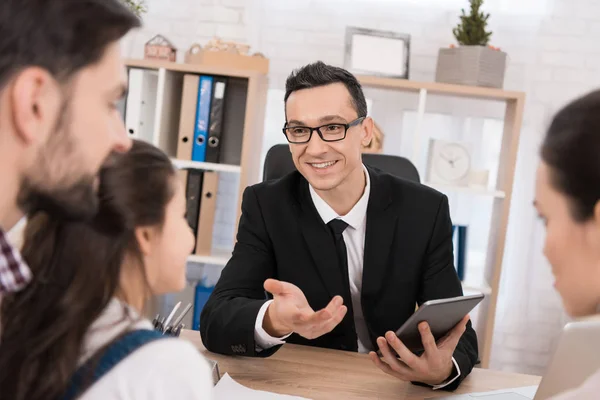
432, 385, 539, 399
214, 373, 311, 400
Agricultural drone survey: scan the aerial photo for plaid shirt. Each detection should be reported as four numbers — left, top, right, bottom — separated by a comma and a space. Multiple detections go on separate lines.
0, 228, 32, 294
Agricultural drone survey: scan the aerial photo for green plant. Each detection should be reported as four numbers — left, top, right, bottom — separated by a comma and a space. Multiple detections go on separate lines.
122, 0, 147, 18
452, 0, 492, 46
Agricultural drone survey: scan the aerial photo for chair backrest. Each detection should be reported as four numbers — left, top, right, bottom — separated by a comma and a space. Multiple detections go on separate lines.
262, 144, 420, 183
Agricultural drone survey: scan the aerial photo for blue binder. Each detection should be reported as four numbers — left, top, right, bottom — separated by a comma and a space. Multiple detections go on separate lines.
452, 225, 467, 281
192, 281, 215, 330
191, 76, 213, 162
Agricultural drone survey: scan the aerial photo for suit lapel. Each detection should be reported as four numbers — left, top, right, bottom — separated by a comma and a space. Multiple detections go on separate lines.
294, 180, 347, 300
362, 167, 398, 315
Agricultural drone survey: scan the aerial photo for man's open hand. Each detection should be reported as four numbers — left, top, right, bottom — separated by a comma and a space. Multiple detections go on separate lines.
262, 278, 347, 339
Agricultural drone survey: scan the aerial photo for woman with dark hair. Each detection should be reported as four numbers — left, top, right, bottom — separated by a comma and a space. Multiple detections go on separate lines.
534, 90, 600, 399
0, 140, 213, 399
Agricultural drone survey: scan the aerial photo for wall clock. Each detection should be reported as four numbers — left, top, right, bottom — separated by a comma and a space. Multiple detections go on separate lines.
426, 139, 472, 186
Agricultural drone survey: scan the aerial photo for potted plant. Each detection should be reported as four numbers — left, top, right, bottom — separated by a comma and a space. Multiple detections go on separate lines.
122, 0, 147, 18
435, 0, 507, 88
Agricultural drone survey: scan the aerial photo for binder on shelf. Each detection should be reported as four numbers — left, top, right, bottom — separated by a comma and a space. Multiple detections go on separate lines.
176, 74, 200, 186
124, 68, 159, 143
124, 68, 142, 138
191, 75, 213, 163
192, 280, 215, 331
219, 77, 248, 166
452, 225, 467, 281
154, 70, 184, 157
205, 78, 228, 163
185, 171, 204, 252
195, 171, 219, 255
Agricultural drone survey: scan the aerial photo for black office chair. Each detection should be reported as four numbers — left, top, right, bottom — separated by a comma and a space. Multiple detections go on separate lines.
262, 144, 420, 183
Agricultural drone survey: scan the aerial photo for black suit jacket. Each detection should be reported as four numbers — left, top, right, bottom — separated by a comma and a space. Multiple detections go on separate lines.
200, 166, 478, 390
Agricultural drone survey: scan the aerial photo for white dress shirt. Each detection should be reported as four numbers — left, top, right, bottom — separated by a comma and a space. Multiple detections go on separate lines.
253, 165, 460, 389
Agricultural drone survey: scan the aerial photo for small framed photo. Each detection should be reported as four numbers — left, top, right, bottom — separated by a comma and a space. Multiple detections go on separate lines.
344, 27, 410, 79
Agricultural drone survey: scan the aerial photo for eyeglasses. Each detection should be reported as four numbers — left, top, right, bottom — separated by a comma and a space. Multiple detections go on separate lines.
282, 117, 366, 144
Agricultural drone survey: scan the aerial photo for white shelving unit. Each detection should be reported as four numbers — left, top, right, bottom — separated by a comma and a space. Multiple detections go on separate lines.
187, 249, 232, 266
172, 158, 242, 174
357, 74, 525, 368
462, 279, 493, 296
124, 58, 269, 323
125, 57, 268, 253
425, 182, 506, 198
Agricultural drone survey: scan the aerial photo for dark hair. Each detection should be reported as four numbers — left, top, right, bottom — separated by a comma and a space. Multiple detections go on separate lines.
541, 89, 600, 222
0, 0, 140, 89
284, 61, 368, 118
0, 140, 177, 400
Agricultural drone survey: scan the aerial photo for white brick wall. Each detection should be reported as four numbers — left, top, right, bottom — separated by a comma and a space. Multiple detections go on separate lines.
123, 0, 600, 375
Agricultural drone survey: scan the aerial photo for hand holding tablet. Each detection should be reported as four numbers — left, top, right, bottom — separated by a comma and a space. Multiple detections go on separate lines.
395, 294, 484, 353
369, 293, 484, 386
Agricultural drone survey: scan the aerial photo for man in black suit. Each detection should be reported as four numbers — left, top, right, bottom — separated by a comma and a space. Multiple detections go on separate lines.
200, 61, 478, 390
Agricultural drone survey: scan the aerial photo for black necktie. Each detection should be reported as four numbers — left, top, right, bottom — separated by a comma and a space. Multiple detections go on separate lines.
327, 219, 353, 313
327, 219, 358, 351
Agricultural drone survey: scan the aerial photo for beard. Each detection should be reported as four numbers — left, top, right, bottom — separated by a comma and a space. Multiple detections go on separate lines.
17, 175, 98, 221
16, 99, 99, 221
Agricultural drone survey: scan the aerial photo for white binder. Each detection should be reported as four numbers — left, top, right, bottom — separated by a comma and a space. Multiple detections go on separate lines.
124, 68, 159, 143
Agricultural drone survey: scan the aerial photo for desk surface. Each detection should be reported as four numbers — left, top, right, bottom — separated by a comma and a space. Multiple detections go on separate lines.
181, 330, 540, 400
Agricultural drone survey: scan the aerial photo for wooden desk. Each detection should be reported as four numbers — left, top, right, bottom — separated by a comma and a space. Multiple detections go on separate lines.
181, 330, 540, 399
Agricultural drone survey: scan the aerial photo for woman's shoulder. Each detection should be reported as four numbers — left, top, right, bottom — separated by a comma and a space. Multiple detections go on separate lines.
549, 369, 600, 399
139, 335, 212, 367
82, 335, 214, 399
131, 336, 213, 373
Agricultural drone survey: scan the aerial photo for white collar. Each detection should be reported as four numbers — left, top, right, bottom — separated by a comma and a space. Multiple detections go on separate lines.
80, 298, 151, 365
308, 164, 370, 230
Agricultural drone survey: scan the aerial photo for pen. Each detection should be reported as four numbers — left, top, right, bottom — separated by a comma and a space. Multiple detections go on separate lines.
171, 303, 193, 329
163, 301, 181, 330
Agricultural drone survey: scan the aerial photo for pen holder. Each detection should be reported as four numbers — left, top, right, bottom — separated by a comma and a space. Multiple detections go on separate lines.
152, 302, 193, 337
158, 324, 185, 337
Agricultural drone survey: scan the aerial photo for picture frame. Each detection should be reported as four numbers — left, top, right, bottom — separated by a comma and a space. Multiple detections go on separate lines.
344, 27, 410, 79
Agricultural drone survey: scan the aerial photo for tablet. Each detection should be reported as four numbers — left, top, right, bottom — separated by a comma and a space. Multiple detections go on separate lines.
395, 293, 484, 353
